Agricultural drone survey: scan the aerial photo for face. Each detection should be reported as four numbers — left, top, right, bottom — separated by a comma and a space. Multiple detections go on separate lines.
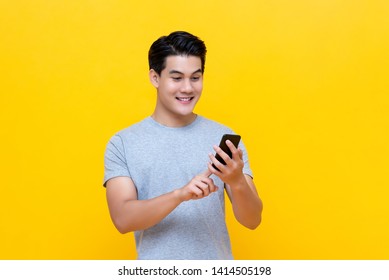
150, 55, 203, 126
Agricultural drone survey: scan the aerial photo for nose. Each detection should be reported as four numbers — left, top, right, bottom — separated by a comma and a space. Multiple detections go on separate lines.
180, 78, 193, 93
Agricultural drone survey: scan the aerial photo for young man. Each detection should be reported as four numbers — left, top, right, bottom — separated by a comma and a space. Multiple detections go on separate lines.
103, 31, 263, 260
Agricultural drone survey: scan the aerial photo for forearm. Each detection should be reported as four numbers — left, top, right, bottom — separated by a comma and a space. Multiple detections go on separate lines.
107, 172, 216, 234
228, 175, 263, 229
208, 141, 262, 229
113, 190, 182, 233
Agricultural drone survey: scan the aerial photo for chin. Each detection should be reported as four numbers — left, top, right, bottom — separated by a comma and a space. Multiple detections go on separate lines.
178, 108, 196, 116
174, 105, 196, 115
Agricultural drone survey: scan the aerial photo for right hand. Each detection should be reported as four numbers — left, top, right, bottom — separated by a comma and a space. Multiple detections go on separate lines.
174, 170, 218, 202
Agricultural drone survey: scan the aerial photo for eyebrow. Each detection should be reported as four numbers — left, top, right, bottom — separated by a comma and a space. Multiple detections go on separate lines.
169, 69, 202, 75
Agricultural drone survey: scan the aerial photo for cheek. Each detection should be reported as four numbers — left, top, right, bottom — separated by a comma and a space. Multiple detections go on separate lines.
158, 83, 176, 95
194, 83, 203, 93
165, 82, 179, 93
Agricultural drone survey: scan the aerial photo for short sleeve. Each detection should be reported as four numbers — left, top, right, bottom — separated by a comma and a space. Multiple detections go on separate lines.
103, 135, 131, 187
240, 139, 254, 179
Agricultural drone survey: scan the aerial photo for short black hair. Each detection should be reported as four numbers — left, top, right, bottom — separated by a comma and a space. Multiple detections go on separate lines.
148, 31, 207, 75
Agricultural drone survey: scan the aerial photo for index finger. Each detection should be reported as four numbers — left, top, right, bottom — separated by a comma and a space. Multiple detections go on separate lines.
200, 169, 212, 177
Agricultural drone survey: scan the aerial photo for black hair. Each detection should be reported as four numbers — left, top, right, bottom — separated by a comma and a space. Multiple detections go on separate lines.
148, 31, 207, 75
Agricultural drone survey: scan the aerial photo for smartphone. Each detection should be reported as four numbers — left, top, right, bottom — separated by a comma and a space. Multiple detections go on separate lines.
213, 134, 241, 170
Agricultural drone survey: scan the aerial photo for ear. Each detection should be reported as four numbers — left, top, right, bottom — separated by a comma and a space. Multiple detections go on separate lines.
149, 69, 160, 88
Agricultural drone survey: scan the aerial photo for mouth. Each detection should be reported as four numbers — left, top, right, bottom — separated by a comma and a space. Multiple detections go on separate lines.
176, 97, 194, 102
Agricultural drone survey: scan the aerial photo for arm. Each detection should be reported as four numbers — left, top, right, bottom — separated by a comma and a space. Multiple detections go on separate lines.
208, 140, 263, 229
225, 174, 263, 229
106, 171, 217, 234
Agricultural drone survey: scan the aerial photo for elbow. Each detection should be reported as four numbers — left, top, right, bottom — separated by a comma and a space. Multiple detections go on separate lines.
112, 217, 133, 234
112, 215, 148, 234
245, 215, 262, 230
241, 205, 263, 230
244, 202, 263, 230
117, 226, 131, 234
248, 200, 263, 230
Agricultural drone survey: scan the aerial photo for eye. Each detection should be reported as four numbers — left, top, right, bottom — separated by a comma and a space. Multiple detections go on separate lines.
172, 77, 182, 81
191, 76, 201, 81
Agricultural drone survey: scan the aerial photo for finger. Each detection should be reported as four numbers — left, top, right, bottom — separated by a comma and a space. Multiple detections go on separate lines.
200, 169, 212, 178
196, 180, 210, 196
202, 186, 210, 196
208, 153, 225, 172
188, 184, 204, 197
207, 161, 222, 176
194, 177, 212, 196
238, 148, 243, 159
226, 140, 240, 160
213, 144, 232, 165
226, 139, 238, 151
204, 178, 218, 193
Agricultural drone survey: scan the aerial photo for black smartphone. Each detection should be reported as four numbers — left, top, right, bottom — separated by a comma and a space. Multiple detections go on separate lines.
213, 134, 241, 170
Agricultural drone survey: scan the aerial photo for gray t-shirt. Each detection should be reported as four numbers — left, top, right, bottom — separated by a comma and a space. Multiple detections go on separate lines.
103, 115, 253, 259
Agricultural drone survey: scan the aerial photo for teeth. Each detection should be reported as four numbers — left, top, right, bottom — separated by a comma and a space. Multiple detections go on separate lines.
177, 97, 192, 101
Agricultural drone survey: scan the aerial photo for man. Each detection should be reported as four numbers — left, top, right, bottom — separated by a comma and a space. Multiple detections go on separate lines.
103, 31, 262, 259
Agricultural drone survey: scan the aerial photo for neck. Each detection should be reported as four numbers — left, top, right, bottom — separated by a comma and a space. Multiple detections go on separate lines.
151, 112, 197, 127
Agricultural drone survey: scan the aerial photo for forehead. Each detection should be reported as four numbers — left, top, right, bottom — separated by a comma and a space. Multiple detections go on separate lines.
164, 55, 202, 74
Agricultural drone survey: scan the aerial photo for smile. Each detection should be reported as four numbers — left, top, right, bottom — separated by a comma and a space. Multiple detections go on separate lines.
176, 97, 194, 102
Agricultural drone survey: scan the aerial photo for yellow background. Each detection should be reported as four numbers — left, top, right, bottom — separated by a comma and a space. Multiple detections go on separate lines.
1, 0, 388, 259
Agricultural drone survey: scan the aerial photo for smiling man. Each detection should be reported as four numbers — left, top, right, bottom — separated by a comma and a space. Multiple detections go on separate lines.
103, 31, 263, 260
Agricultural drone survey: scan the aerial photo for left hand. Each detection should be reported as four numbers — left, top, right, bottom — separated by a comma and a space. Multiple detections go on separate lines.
208, 140, 246, 186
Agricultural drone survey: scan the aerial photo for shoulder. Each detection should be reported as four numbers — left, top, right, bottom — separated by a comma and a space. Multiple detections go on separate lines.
104, 118, 149, 153
117, 118, 151, 136
196, 115, 234, 133
108, 117, 152, 142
